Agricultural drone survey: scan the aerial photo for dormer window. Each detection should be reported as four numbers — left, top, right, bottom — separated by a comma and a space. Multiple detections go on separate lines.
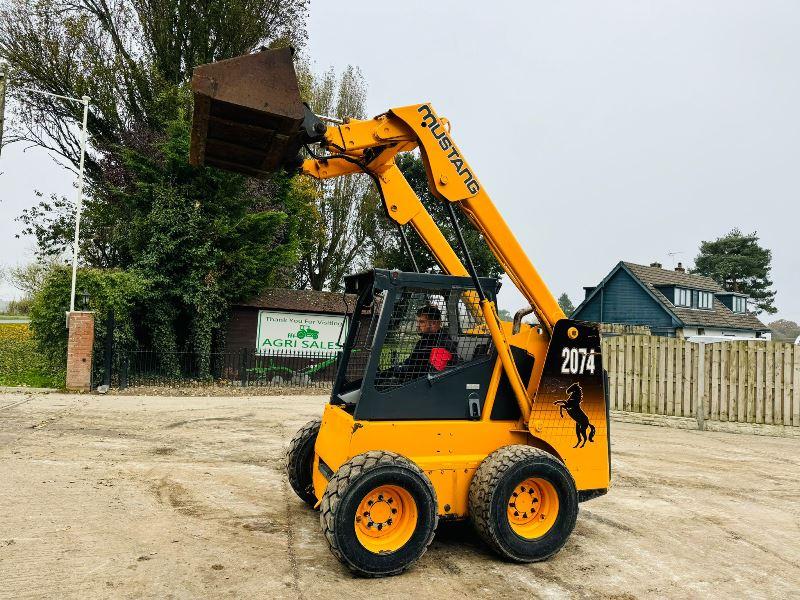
698, 291, 713, 309
732, 296, 747, 313
675, 287, 691, 307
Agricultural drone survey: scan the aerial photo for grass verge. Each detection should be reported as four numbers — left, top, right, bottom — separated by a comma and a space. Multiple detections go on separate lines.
0, 323, 64, 388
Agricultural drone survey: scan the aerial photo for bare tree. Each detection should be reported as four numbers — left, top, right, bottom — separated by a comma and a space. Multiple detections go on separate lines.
294, 64, 381, 291
0, 0, 308, 178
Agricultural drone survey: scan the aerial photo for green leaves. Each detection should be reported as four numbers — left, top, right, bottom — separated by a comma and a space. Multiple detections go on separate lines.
370, 153, 504, 279
693, 228, 777, 315
29, 264, 151, 370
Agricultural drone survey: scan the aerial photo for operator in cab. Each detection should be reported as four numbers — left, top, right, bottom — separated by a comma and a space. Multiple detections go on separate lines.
395, 304, 459, 380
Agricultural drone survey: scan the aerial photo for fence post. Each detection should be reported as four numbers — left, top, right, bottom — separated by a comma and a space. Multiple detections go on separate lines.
103, 309, 114, 387
696, 342, 706, 430
240, 347, 249, 387
120, 353, 129, 390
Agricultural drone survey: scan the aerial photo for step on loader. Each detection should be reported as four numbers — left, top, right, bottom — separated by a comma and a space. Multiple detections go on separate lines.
189, 47, 610, 577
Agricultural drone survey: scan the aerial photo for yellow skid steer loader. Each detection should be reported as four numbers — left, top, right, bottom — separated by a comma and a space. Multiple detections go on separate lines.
189, 48, 610, 577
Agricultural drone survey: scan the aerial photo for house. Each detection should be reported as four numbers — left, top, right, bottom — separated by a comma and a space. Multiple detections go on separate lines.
572, 261, 770, 340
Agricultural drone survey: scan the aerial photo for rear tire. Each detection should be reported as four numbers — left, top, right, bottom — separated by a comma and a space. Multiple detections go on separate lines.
469, 445, 578, 562
286, 419, 321, 506
320, 451, 437, 577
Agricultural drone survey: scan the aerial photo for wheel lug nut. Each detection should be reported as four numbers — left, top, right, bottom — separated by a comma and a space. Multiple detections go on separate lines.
391, 508, 397, 514
387, 518, 393, 525
378, 495, 383, 501
377, 523, 383, 530
368, 500, 373, 506
387, 498, 393, 504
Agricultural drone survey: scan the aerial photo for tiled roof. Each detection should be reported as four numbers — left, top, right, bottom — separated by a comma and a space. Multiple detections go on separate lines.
233, 288, 356, 314
624, 262, 722, 292
622, 262, 768, 331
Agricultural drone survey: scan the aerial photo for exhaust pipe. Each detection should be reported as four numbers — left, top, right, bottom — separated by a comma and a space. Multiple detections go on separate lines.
189, 47, 324, 177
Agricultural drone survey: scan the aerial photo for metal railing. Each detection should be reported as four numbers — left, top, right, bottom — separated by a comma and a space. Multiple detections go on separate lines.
113, 348, 340, 389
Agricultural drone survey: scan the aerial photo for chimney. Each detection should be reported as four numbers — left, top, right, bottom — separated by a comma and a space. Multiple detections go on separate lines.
650, 261, 662, 269
674, 262, 685, 273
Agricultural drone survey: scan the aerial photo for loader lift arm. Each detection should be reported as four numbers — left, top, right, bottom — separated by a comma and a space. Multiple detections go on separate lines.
187, 48, 569, 427
300, 105, 566, 423
302, 106, 566, 333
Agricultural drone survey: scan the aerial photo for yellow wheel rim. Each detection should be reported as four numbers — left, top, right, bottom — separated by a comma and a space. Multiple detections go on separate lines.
507, 477, 559, 539
354, 484, 418, 553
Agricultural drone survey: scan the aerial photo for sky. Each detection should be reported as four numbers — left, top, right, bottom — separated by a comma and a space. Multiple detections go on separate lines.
1, 1, 798, 324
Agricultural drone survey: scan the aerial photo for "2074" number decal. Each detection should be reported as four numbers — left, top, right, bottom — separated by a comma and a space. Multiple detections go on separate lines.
560, 347, 596, 375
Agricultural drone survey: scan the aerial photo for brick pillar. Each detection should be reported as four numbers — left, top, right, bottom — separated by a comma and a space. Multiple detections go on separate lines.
66, 311, 95, 391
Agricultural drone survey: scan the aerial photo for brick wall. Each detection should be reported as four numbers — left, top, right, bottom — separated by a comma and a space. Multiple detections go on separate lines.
66, 311, 94, 391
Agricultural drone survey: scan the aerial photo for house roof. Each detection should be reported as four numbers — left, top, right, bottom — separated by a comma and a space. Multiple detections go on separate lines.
622, 262, 768, 331
233, 288, 356, 314
623, 262, 721, 292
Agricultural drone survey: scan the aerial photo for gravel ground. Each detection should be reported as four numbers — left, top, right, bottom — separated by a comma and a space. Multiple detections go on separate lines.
0, 392, 798, 599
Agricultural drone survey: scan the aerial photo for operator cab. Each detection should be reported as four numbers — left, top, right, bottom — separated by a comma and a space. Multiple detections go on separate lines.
332, 269, 525, 421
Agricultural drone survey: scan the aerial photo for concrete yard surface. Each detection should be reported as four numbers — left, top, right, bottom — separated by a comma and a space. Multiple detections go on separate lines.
0, 393, 798, 599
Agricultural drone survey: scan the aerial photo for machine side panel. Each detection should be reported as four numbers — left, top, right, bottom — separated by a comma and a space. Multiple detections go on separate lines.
529, 320, 610, 491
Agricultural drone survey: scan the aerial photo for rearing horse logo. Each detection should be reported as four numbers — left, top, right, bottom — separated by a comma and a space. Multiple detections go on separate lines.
553, 382, 596, 448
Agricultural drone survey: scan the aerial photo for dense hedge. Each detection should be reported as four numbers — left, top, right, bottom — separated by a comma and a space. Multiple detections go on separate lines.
0, 323, 64, 388
29, 266, 151, 377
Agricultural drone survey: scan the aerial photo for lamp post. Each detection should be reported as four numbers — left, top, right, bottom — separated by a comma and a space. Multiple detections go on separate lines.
3, 77, 90, 314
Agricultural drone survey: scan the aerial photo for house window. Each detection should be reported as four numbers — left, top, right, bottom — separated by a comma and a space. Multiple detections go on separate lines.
675, 288, 691, 307
698, 291, 713, 309
697, 328, 705, 336
732, 296, 747, 313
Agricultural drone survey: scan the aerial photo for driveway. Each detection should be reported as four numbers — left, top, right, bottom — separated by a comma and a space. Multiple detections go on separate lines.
0, 393, 797, 599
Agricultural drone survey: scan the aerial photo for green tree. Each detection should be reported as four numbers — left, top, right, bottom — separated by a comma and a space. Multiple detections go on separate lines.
557, 292, 575, 316
370, 153, 503, 278
768, 319, 800, 343
693, 229, 777, 314
0, 0, 313, 371
29, 265, 150, 371
6, 259, 59, 298
0, 0, 308, 175
497, 308, 513, 321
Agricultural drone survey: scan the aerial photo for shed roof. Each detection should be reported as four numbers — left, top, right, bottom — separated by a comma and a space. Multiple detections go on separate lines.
233, 288, 356, 314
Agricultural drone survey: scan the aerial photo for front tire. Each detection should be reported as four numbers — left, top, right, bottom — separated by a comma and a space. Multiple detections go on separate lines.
320, 451, 437, 577
469, 445, 578, 562
286, 419, 321, 506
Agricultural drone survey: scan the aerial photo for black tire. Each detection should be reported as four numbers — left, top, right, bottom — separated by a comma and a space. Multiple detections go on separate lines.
320, 450, 438, 577
286, 418, 321, 507
469, 445, 578, 562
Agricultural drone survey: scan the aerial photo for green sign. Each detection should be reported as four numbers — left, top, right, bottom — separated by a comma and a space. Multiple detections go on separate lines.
256, 311, 347, 355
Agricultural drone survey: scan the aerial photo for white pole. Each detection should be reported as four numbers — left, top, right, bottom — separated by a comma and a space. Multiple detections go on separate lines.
69, 96, 90, 313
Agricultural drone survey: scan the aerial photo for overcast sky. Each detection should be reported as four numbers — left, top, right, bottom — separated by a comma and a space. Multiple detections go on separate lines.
2, 1, 798, 324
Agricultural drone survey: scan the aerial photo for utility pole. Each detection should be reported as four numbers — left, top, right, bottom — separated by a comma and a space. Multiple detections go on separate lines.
68, 96, 90, 313
0, 64, 8, 157
3, 76, 91, 315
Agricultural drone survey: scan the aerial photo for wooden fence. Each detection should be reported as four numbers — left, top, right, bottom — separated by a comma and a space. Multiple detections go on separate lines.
602, 336, 800, 428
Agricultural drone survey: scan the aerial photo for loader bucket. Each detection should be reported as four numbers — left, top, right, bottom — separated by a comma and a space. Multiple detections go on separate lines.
189, 47, 306, 177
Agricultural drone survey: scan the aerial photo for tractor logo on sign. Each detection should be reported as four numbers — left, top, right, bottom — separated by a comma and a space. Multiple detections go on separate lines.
293, 325, 319, 340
